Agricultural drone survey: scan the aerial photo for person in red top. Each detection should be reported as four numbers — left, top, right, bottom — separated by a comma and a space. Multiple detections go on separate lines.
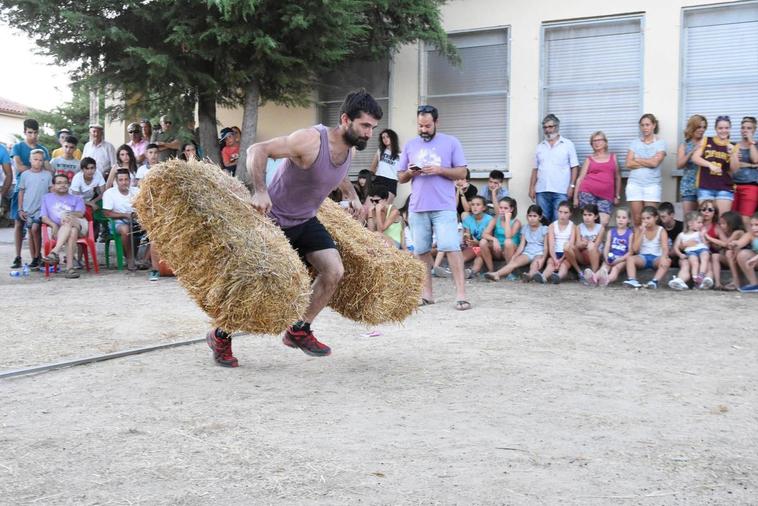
573, 131, 621, 226
220, 130, 239, 175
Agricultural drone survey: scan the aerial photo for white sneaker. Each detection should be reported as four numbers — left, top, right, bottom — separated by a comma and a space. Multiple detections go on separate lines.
623, 278, 642, 288
668, 277, 689, 291
701, 276, 714, 290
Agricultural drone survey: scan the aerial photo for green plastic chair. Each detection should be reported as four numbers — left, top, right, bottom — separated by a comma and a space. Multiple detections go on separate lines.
106, 218, 125, 270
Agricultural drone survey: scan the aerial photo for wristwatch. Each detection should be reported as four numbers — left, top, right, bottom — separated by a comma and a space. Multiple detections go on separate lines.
570, 184, 576, 188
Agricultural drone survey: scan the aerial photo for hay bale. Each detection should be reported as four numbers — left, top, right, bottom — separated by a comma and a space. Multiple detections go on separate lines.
317, 199, 426, 324
134, 159, 311, 334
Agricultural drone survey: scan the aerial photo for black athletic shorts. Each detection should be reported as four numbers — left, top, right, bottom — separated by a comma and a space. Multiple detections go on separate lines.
373, 175, 398, 195
282, 217, 336, 259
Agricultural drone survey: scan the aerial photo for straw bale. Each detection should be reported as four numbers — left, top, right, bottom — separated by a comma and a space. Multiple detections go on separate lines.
134, 159, 311, 334
317, 199, 426, 324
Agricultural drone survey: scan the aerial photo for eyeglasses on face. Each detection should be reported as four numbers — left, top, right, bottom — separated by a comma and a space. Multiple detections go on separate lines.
700, 207, 715, 212
369, 198, 381, 203
542, 124, 556, 130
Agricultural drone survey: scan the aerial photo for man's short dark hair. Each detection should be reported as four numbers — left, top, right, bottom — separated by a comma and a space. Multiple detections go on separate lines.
23, 119, 39, 131
369, 184, 389, 200
146, 143, 159, 151
64, 135, 78, 146
542, 114, 560, 127
80, 157, 96, 170
53, 173, 69, 184
339, 88, 383, 121
489, 170, 504, 181
657, 202, 675, 215
116, 169, 131, 179
417, 105, 438, 121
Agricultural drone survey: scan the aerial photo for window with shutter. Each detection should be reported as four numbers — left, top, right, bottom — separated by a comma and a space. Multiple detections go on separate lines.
681, 2, 758, 140
541, 17, 643, 170
319, 59, 390, 177
421, 29, 510, 176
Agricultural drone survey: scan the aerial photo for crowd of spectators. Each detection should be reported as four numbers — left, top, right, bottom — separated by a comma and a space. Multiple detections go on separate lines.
342, 111, 758, 294
2, 108, 757, 293
1, 116, 242, 281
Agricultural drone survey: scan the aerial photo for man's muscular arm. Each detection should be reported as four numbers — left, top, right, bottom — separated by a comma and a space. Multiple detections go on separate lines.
246, 128, 320, 214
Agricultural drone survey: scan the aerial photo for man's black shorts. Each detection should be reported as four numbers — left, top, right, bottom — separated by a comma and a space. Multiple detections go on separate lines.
282, 217, 336, 258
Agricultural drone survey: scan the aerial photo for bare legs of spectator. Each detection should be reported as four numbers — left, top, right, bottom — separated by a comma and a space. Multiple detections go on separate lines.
48, 219, 82, 271
117, 223, 136, 270
478, 239, 494, 272
417, 249, 467, 305
28, 222, 41, 262
736, 249, 758, 286
14, 219, 24, 260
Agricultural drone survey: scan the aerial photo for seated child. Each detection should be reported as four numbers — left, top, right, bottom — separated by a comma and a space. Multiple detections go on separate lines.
484, 204, 547, 282
541, 200, 575, 284
623, 206, 671, 289
460, 196, 493, 276
565, 203, 604, 285
735, 212, 758, 292
480, 197, 521, 277
704, 211, 745, 290
594, 207, 633, 286
365, 184, 402, 248
668, 211, 713, 290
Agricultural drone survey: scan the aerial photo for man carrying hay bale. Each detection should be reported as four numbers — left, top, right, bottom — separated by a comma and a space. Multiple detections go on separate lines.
397, 105, 472, 311
207, 89, 382, 367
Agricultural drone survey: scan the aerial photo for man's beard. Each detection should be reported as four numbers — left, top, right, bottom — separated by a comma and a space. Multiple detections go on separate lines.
344, 124, 369, 151
420, 129, 436, 142
546, 132, 559, 141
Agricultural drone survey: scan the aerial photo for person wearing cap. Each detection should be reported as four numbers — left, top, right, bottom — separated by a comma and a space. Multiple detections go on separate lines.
153, 115, 180, 161
51, 128, 82, 160
82, 123, 117, 176
220, 129, 239, 175
126, 122, 148, 164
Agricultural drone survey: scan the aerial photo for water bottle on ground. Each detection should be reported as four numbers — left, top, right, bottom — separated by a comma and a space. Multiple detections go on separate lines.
22, 263, 30, 276
9, 270, 21, 277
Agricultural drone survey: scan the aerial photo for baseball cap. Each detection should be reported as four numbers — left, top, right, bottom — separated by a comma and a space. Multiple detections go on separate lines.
127, 122, 140, 133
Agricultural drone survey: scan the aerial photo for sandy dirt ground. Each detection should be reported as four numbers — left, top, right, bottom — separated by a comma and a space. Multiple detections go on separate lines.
1, 230, 757, 505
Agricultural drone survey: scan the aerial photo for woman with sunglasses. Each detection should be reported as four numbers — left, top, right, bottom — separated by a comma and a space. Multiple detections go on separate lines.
369, 129, 401, 204
691, 115, 736, 216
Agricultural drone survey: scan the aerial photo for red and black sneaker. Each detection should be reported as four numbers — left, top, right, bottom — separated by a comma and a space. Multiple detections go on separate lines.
206, 328, 239, 367
282, 326, 332, 357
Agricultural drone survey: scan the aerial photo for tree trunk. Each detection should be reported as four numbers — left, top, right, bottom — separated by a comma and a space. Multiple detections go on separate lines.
197, 91, 220, 166
236, 79, 260, 189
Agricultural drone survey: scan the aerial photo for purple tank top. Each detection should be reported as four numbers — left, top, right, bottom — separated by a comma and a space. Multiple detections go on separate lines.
609, 227, 632, 258
268, 125, 352, 228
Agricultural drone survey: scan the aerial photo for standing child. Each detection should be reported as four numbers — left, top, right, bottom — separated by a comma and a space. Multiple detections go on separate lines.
735, 212, 758, 292
481, 197, 521, 276
542, 200, 575, 284
594, 207, 634, 286
460, 196, 493, 275
669, 211, 713, 290
16, 149, 53, 270
705, 211, 745, 290
624, 206, 671, 288
484, 205, 547, 282
565, 203, 604, 285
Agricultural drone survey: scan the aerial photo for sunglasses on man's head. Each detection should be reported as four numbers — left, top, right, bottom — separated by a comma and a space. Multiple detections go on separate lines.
417, 105, 437, 115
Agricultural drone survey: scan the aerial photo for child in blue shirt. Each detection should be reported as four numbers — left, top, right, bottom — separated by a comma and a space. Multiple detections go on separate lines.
461, 196, 493, 275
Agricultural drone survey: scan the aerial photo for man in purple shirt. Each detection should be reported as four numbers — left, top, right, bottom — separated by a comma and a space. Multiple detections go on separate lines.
397, 105, 471, 311
40, 173, 87, 278
205, 89, 381, 368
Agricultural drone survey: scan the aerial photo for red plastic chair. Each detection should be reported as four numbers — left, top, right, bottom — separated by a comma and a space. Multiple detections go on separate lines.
42, 218, 99, 277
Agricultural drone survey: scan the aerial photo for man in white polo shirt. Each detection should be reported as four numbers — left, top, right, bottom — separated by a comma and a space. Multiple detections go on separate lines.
528, 114, 580, 223
82, 123, 117, 176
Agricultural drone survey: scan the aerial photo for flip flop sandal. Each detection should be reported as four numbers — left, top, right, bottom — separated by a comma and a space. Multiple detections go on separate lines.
43, 251, 60, 265
455, 300, 472, 311
65, 268, 80, 279
418, 298, 435, 306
